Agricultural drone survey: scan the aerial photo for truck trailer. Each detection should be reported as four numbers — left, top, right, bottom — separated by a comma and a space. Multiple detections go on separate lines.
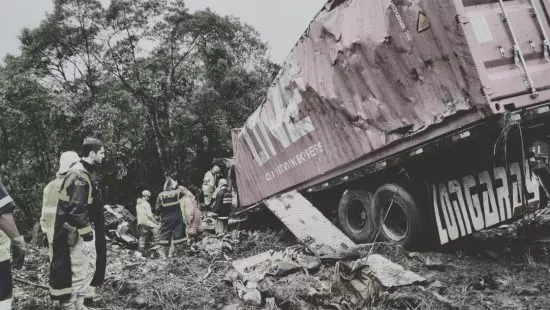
231, 0, 550, 246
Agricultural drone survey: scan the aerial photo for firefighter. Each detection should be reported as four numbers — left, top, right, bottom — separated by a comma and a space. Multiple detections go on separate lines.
41, 151, 80, 260
212, 178, 232, 236
136, 190, 163, 257
0, 178, 26, 310
156, 177, 186, 258
49, 138, 105, 310
202, 166, 220, 206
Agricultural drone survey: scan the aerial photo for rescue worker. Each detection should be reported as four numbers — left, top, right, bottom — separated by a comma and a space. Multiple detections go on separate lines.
179, 187, 202, 244
156, 177, 186, 258
49, 137, 105, 310
136, 190, 163, 257
212, 178, 232, 236
86, 158, 107, 305
202, 166, 220, 206
0, 178, 26, 310
41, 151, 80, 260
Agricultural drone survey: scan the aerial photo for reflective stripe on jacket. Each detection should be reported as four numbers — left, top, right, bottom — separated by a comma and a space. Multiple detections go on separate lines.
41, 175, 64, 244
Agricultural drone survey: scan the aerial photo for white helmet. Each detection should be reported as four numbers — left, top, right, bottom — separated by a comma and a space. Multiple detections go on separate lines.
218, 178, 228, 187
142, 190, 151, 197
58, 151, 80, 174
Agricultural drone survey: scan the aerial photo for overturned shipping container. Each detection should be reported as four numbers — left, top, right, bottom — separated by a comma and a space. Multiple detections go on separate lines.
233, 0, 550, 206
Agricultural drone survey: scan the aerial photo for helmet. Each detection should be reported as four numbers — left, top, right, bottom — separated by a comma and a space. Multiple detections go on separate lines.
58, 151, 80, 174
212, 166, 221, 174
142, 190, 151, 197
218, 178, 228, 187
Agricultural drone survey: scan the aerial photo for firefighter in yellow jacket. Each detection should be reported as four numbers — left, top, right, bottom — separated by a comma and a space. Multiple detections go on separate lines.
41, 151, 80, 260
49, 138, 105, 310
0, 177, 26, 310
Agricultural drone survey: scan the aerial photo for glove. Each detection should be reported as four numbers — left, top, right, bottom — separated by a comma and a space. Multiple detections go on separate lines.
11, 236, 26, 269
63, 223, 79, 247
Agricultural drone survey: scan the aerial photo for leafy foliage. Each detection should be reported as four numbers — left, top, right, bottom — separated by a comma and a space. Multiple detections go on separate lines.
0, 0, 279, 229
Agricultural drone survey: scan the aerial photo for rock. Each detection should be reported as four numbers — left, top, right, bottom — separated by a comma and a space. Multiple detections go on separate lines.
518, 286, 540, 296
246, 281, 258, 290
132, 296, 147, 308
222, 269, 240, 284
243, 289, 262, 306
429, 280, 445, 289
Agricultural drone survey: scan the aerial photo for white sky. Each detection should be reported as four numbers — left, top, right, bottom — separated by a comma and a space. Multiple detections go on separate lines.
0, 0, 326, 64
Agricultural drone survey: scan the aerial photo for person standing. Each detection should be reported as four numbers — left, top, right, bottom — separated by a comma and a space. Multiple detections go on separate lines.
49, 137, 105, 310
202, 166, 220, 206
136, 190, 163, 257
41, 151, 80, 260
212, 179, 232, 236
86, 158, 107, 304
0, 178, 26, 310
179, 187, 202, 244
156, 177, 186, 258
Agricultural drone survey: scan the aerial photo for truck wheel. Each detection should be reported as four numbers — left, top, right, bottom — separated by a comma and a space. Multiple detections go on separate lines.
372, 184, 422, 246
338, 190, 376, 243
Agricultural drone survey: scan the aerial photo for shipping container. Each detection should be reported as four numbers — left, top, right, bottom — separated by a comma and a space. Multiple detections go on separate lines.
232, 0, 550, 245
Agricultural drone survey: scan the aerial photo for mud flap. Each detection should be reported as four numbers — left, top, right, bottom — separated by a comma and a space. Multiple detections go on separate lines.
264, 191, 357, 259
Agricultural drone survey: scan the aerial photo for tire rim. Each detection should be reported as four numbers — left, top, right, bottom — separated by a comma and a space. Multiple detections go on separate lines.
381, 202, 408, 242
347, 199, 368, 232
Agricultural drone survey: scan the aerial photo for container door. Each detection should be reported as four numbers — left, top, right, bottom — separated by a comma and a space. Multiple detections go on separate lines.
457, 0, 550, 113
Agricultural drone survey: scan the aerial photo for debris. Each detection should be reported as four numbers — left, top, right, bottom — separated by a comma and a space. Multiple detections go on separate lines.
334, 254, 425, 307
517, 286, 540, 296
264, 191, 357, 259
423, 255, 451, 271
234, 281, 262, 306
14, 276, 48, 290
232, 245, 321, 281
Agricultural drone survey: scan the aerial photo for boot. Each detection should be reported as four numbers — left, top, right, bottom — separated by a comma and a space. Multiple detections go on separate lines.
155, 245, 167, 259
168, 243, 175, 258
84, 286, 96, 305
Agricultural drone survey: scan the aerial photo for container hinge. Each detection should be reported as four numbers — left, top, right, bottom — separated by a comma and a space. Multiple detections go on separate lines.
529, 0, 550, 62
499, 0, 538, 98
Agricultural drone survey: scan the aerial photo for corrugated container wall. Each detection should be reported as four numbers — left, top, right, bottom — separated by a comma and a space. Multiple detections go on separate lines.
233, 0, 550, 206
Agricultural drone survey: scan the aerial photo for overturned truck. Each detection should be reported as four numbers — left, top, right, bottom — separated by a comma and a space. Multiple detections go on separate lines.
232, 0, 550, 246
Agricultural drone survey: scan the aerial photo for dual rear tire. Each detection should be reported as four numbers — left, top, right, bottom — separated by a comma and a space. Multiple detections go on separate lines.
337, 184, 423, 246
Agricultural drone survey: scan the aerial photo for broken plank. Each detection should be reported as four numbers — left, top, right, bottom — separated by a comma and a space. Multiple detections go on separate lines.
264, 191, 356, 259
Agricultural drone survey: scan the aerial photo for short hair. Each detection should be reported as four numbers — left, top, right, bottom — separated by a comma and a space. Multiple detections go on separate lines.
81, 137, 104, 157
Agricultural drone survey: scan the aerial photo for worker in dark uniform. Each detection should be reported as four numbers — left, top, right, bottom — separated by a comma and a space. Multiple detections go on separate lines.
156, 177, 186, 258
49, 137, 104, 310
212, 178, 232, 236
85, 168, 106, 304
0, 178, 26, 310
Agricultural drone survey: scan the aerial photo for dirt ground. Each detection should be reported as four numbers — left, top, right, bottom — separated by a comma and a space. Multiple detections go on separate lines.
10, 208, 550, 310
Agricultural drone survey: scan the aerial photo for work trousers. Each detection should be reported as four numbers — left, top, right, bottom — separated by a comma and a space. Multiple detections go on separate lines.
0, 258, 12, 310
61, 237, 96, 310
138, 225, 159, 250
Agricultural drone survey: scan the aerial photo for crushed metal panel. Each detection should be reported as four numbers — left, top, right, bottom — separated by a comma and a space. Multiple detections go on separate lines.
233, 0, 489, 206
264, 191, 356, 259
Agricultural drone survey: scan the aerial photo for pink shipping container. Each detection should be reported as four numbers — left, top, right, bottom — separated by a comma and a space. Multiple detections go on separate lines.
232, 0, 550, 207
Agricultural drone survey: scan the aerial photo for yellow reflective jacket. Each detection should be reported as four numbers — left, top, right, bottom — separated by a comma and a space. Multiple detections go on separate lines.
41, 175, 64, 244
202, 171, 216, 198
136, 198, 158, 228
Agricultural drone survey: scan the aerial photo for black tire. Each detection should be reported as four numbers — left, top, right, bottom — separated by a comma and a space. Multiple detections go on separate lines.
338, 190, 376, 243
372, 183, 422, 246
